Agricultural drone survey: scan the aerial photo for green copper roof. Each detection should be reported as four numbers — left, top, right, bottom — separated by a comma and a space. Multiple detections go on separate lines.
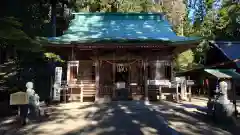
177, 68, 240, 79
47, 12, 201, 44
204, 69, 240, 79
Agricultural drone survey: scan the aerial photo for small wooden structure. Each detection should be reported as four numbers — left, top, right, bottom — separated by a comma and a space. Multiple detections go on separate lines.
178, 68, 240, 113
43, 12, 200, 102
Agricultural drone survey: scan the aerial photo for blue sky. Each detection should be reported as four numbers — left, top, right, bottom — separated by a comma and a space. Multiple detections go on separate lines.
188, 0, 222, 23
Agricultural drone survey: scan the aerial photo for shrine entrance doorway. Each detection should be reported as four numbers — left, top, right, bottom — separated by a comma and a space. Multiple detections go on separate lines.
115, 63, 130, 100
97, 50, 143, 101
115, 63, 129, 83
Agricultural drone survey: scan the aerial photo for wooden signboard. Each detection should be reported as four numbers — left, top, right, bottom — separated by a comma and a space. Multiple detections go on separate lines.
10, 92, 29, 105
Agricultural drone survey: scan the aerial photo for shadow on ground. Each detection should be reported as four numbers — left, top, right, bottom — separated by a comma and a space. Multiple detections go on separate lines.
64, 101, 180, 135
161, 102, 238, 135
1, 101, 239, 135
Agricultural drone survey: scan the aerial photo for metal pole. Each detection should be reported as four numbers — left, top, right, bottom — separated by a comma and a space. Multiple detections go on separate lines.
144, 59, 148, 101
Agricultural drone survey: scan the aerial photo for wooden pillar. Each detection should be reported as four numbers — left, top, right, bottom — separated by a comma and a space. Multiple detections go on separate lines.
143, 59, 149, 101
206, 78, 211, 101
95, 56, 100, 102
127, 53, 131, 99
112, 52, 116, 99
171, 60, 174, 81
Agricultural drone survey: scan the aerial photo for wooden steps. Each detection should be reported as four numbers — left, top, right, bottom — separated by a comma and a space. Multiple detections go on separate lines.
82, 86, 96, 97
66, 80, 96, 102
81, 80, 96, 98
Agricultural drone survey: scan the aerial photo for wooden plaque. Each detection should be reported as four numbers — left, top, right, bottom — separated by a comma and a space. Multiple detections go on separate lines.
10, 92, 29, 105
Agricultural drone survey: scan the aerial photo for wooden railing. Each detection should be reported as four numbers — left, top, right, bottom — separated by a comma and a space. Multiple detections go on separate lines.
130, 85, 144, 95
99, 85, 113, 96
60, 81, 146, 101
60, 80, 96, 102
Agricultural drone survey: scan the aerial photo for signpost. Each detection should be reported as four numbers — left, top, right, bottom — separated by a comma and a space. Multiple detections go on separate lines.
53, 67, 62, 101
10, 91, 29, 125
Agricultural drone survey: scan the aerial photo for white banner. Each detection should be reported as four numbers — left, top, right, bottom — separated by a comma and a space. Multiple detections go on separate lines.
53, 67, 62, 101
55, 67, 62, 85
53, 87, 61, 101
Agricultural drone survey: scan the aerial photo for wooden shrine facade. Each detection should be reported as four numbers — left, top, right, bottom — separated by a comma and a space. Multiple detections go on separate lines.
45, 43, 192, 102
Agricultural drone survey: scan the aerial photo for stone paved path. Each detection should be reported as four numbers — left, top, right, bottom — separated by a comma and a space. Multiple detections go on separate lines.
0, 100, 238, 135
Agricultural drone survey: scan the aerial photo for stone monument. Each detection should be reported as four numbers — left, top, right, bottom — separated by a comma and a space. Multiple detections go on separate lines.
26, 82, 35, 104
26, 82, 40, 119
207, 80, 235, 123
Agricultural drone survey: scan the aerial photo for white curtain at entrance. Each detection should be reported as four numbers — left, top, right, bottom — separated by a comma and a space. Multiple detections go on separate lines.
149, 60, 171, 80
155, 60, 164, 80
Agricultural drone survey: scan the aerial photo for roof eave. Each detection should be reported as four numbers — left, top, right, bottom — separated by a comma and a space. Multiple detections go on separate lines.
41, 38, 201, 46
